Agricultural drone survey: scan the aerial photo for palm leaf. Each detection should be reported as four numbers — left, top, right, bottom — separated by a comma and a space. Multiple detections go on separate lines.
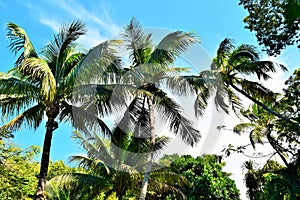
216, 38, 234, 65
18, 58, 56, 101
235, 61, 287, 80
249, 127, 266, 149
123, 17, 152, 67
153, 91, 201, 146
41, 20, 86, 78
237, 79, 276, 103
59, 101, 112, 136
233, 122, 255, 135
6, 22, 38, 66
64, 40, 121, 88
148, 31, 199, 65
0, 72, 39, 97
47, 173, 109, 199
1, 103, 45, 131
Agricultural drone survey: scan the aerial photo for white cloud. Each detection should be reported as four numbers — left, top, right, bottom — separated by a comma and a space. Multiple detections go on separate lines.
26, 0, 122, 49
39, 17, 60, 32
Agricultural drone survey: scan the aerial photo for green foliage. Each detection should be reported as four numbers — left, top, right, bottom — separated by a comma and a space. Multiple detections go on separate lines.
239, 0, 300, 56
0, 139, 40, 199
47, 160, 78, 181
243, 160, 300, 200
168, 154, 240, 199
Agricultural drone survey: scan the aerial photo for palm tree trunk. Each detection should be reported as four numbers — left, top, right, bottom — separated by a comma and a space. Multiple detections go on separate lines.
139, 97, 155, 200
230, 83, 300, 129
35, 103, 59, 200
266, 126, 290, 167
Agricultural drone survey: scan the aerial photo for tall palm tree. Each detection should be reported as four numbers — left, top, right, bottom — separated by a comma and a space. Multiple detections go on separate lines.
191, 38, 299, 128
0, 21, 114, 199
115, 18, 201, 200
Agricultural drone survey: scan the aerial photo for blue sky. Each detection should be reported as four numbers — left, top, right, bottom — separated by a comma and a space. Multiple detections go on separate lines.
0, 0, 256, 158
1, 1, 299, 199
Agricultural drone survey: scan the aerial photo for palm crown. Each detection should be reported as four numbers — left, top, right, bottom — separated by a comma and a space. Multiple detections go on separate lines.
0, 20, 115, 199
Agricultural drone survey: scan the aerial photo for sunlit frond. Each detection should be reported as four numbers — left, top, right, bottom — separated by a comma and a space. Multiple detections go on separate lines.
6, 22, 38, 66
42, 20, 86, 78
233, 122, 255, 135
46, 173, 109, 199
0, 72, 39, 97
18, 58, 56, 101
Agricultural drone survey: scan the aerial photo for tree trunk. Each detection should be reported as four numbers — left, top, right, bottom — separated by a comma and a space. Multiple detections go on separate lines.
139, 97, 155, 200
230, 83, 300, 129
35, 102, 59, 200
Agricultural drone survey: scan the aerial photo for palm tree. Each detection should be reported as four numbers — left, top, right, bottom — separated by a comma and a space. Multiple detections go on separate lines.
243, 160, 263, 200
233, 103, 292, 167
0, 21, 114, 199
192, 38, 299, 128
46, 130, 188, 200
115, 18, 201, 199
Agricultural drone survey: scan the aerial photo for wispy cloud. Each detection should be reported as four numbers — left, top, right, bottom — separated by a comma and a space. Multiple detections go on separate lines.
25, 0, 122, 48
39, 18, 60, 32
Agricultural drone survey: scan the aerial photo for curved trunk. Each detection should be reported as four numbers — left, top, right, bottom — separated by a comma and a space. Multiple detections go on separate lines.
266, 129, 289, 168
230, 83, 300, 129
35, 102, 59, 200
139, 97, 155, 200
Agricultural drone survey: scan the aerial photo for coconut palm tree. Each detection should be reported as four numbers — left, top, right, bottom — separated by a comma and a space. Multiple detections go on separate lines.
46, 130, 188, 200
233, 103, 294, 167
0, 21, 115, 199
115, 18, 201, 199
191, 38, 299, 128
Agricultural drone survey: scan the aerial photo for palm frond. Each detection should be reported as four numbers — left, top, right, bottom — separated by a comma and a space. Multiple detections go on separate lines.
237, 79, 276, 103
214, 86, 229, 114
16, 57, 56, 101
165, 76, 195, 96
233, 122, 255, 135
153, 91, 201, 146
6, 22, 38, 66
228, 44, 260, 65
123, 17, 152, 67
69, 155, 110, 175
1, 103, 45, 131
225, 85, 243, 116
0, 72, 39, 97
46, 173, 109, 199
234, 61, 288, 80
148, 31, 199, 65
148, 169, 189, 199
72, 84, 118, 118
65, 40, 121, 87
153, 136, 171, 152
70, 131, 113, 173
42, 20, 86, 78
216, 38, 234, 65
59, 101, 112, 136
249, 127, 266, 149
